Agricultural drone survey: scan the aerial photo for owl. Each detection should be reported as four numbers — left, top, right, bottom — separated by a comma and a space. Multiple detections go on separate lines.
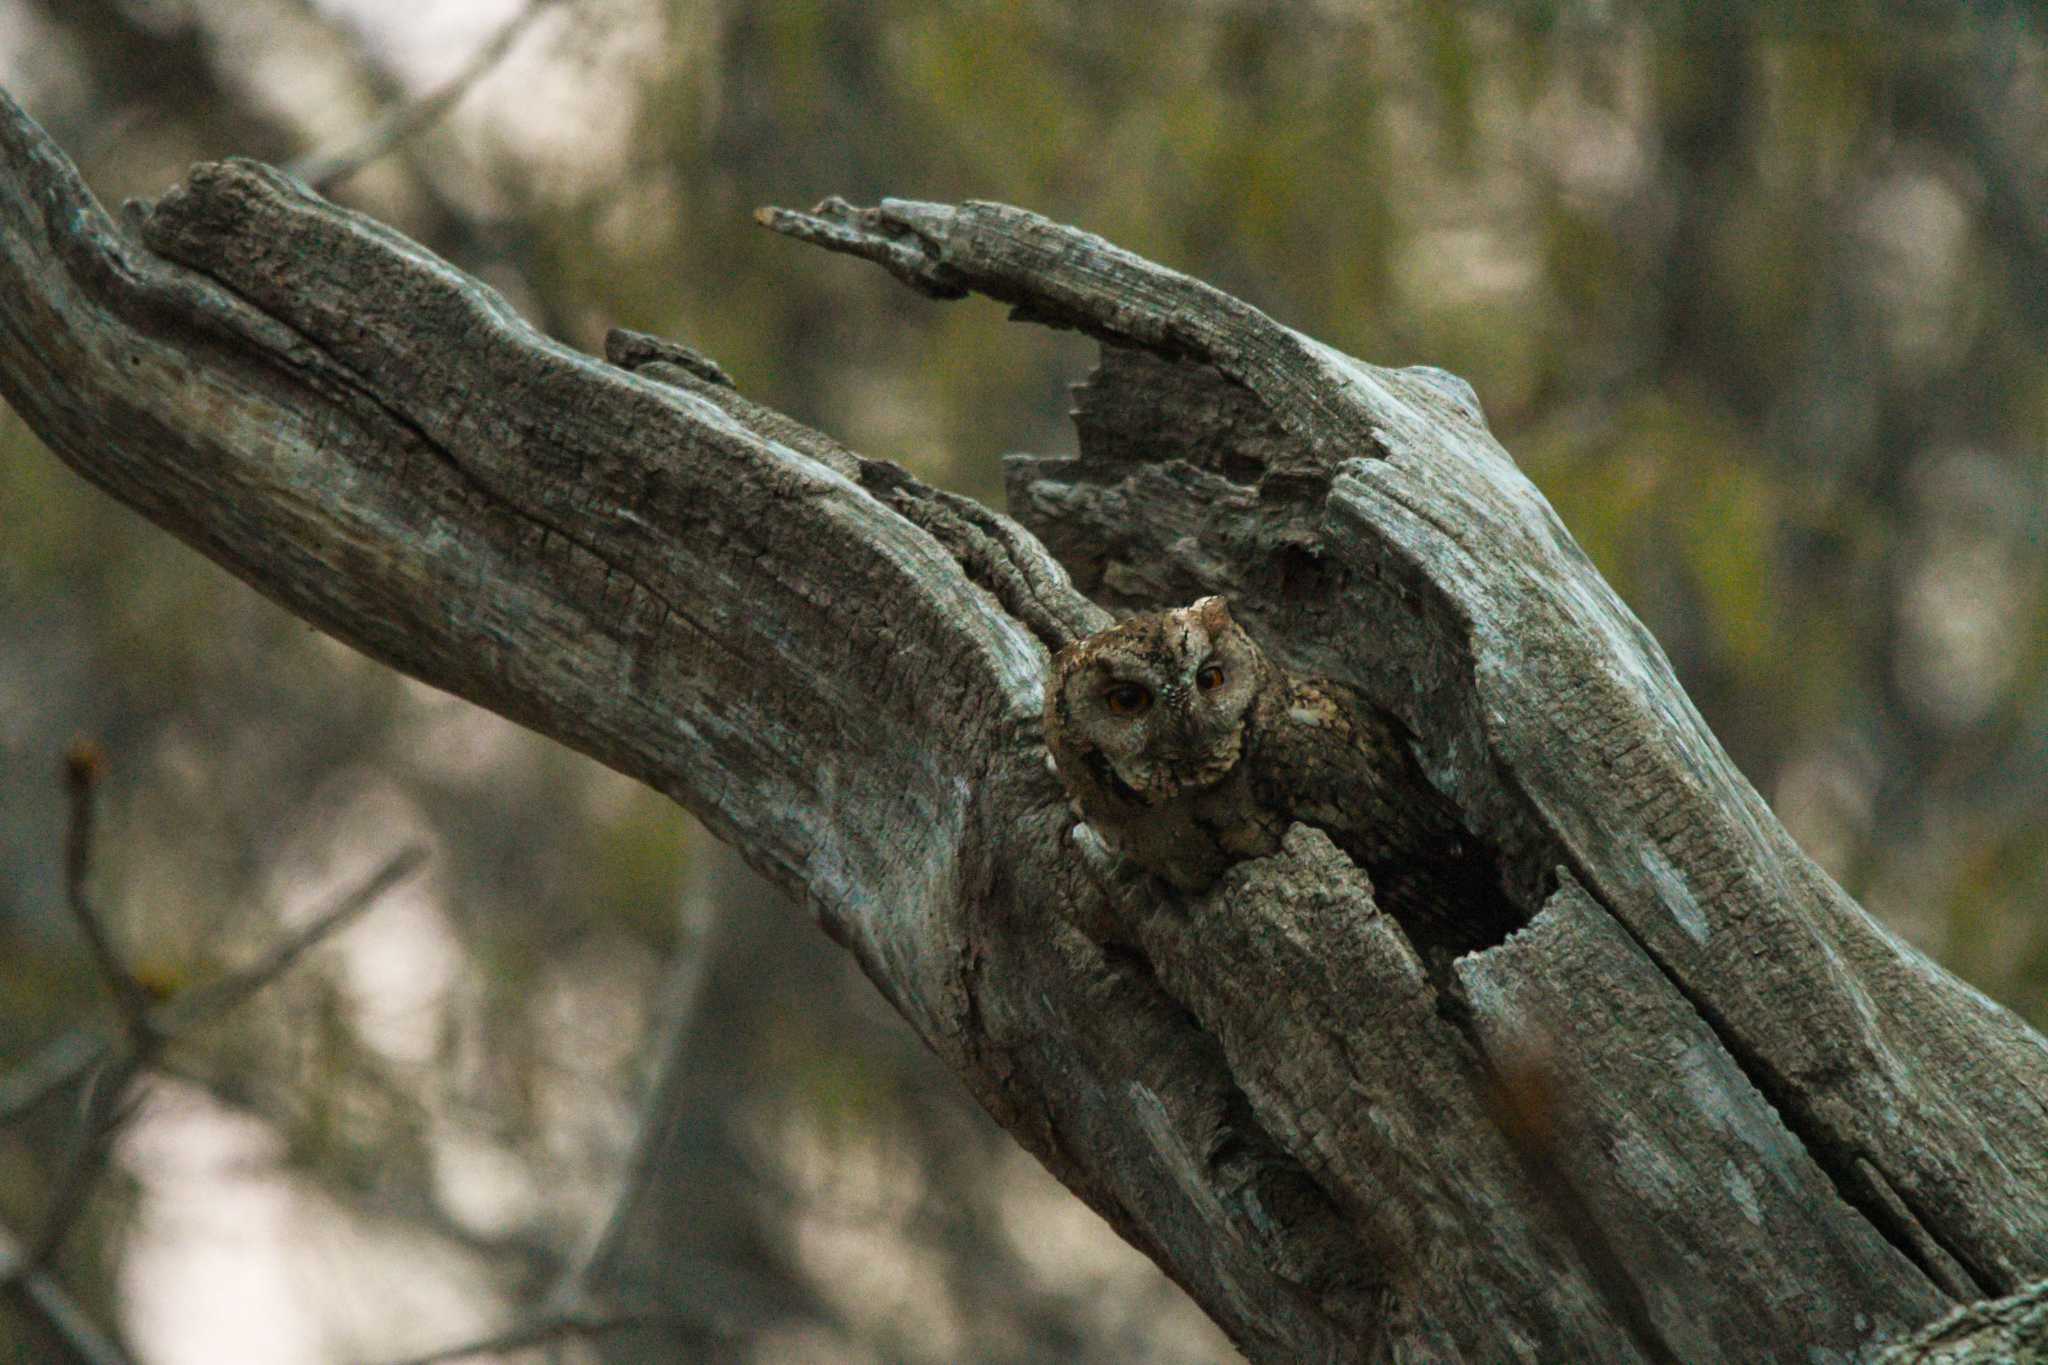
1043, 596, 1519, 968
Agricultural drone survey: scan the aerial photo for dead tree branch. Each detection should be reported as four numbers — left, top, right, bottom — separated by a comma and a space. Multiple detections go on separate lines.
4, 87, 2046, 1359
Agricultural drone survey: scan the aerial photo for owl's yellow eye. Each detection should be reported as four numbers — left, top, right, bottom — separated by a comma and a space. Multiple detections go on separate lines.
1103, 683, 1153, 716
1196, 663, 1226, 692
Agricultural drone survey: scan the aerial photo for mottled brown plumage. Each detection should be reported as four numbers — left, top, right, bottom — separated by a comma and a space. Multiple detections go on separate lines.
1044, 596, 1518, 966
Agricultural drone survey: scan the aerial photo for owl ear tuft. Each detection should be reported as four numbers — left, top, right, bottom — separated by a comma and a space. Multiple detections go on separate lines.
1190, 595, 1233, 627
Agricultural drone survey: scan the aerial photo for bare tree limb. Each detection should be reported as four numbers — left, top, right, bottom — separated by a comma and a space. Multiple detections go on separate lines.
5, 87, 2048, 1359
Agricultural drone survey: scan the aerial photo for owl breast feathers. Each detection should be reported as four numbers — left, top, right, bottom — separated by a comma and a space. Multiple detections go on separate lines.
1043, 596, 1517, 965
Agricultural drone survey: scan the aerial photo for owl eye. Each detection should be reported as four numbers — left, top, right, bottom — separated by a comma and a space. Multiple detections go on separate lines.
1102, 683, 1153, 716
1196, 663, 1227, 692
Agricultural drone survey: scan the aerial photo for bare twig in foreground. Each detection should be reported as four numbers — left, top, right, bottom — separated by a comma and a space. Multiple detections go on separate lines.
566, 910, 718, 1286
20, 1051, 146, 1271
0, 1030, 103, 1126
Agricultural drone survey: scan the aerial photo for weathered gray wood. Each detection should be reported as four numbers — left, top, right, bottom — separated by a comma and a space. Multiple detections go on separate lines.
917, 197, 2048, 1283
1453, 874, 1941, 1357
767, 197, 2048, 1340
7, 93, 2048, 1360
1140, 828, 1645, 1359
1874, 1277, 2048, 1364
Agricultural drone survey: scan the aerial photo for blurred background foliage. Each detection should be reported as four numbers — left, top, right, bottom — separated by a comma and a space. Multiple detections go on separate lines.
1, 1, 2044, 1361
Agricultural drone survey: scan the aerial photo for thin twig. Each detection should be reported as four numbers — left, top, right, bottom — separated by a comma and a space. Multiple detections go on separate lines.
159, 845, 429, 1033
1, 842, 430, 1360
568, 905, 719, 1285
9, 745, 432, 1355
17, 741, 161, 1275
0, 1029, 106, 1126
0, 1218, 135, 1365
287, 0, 567, 194
20, 1051, 148, 1271
0, 846, 431, 1125
377, 902, 730, 1365
60, 741, 152, 1042
6, 846, 428, 1256
18, 846, 423, 1272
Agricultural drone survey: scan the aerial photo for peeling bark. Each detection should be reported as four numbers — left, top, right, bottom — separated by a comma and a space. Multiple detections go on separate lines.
5, 94, 2046, 1360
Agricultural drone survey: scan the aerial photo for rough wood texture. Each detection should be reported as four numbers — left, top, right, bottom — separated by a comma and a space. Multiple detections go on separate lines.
6, 93, 2047, 1360
1874, 1278, 2048, 1364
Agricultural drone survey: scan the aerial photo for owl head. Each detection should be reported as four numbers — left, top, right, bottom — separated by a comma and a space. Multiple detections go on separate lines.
1046, 595, 1272, 805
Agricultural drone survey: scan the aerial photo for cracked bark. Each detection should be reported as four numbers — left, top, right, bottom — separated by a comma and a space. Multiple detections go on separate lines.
4, 92, 2046, 1361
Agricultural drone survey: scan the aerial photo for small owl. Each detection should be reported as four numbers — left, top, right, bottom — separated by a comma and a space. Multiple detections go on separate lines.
1043, 596, 1518, 966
